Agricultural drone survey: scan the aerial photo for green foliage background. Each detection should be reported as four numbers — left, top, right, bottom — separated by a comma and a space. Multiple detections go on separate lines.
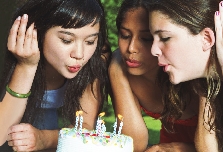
101, 0, 123, 51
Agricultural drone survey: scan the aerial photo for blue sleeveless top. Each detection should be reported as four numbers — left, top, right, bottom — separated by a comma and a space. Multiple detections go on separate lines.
33, 83, 67, 130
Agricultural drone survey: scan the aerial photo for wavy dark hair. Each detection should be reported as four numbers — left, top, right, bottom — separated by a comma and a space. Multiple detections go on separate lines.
148, 0, 223, 151
0, 0, 111, 127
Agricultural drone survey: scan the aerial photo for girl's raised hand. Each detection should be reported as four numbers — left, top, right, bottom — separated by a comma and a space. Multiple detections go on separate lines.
215, 1, 223, 75
7, 14, 40, 67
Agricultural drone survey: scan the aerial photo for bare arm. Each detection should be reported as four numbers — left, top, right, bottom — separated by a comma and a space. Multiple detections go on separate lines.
0, 14, 39, 145
109, 50, 148, 152
194, 97, 218, 152
80, 79, 101, 130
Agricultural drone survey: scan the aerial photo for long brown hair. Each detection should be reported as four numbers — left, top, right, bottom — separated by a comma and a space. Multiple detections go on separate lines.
148, 0, 223, 150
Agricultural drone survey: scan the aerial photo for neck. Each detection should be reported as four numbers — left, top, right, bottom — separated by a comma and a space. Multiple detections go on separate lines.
45, 62, 66, 90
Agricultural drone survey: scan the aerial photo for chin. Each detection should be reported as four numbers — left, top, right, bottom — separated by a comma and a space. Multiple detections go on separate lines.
65, 73, 79, 79
169, 75, 182, 85
170, 79, 179, 85
127, 68, 145, 76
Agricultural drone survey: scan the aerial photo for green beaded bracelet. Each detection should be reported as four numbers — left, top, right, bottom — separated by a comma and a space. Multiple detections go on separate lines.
6, 85, 31, 98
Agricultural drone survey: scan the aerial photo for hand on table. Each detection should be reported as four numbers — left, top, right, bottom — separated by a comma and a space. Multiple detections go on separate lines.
7, 123, 45, 152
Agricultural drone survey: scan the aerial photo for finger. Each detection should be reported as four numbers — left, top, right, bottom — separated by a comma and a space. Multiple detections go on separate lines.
8, 138, 27, 147
11, 138, 36, 151
7, 130, 27, 141
13, 145, 32, 152
8, 123, 30, 134
16, 14, 28, 54
24, 23, 35, 55
7, 16, 21, 51
220, 1, 223, 25
215, 11, 222, 43
31, 26, 39, 53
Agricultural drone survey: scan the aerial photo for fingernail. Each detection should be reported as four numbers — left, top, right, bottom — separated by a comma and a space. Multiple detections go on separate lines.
16, 16, 21, 20
216, 11, 220, 16
23, 14, 28, 19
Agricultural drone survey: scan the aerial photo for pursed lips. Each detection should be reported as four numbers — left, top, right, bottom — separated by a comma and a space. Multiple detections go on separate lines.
67, 65, 81, 73
158, 63, 168, 72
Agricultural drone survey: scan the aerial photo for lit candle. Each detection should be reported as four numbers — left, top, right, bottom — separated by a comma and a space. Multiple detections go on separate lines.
96, 112, 105, 135
112, 118, 117, 136
100, 120, 106, 137
117, 114, 124, 136
74, 111, 80, 132
79, 111, 83, 134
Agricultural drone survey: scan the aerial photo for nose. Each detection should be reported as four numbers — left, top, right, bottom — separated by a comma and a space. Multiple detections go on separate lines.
70, 43, 84, 59
151, 41, 162, 57
128, 38, 139, 54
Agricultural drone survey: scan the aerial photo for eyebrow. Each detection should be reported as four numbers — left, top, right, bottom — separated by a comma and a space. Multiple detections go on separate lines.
153, 30, 171, 34
58, 31, 99, 38
120, 26, 150, 33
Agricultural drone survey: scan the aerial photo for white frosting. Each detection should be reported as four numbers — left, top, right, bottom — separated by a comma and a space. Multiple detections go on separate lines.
56, 128, 133, 152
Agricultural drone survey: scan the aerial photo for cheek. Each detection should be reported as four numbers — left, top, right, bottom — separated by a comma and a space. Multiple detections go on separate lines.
43, 37, 60, 58
162, 44, 181, 61
84, 46, 97, 61
118, 39, 129, 54
43, 44, 64, 61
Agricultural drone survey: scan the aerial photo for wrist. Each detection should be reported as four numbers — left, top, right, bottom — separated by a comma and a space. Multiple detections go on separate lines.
6, 85, 31, 98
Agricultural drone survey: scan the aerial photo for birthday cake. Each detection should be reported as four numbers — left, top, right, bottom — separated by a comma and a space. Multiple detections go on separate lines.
56, 112, 133, 152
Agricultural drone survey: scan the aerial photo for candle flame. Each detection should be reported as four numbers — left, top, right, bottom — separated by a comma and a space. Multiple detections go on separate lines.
76, 110, 83, 116
118, 114, 124, 121
79, 111, 83, 115
76, 111, 79, 116
99, 112, 105, 117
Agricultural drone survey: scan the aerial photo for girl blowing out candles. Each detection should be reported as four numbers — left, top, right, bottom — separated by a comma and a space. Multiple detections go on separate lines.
149, 0, 223, 151
0, 0, 111, 151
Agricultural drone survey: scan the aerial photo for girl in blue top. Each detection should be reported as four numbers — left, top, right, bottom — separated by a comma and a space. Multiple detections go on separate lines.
0, 0, 111, 151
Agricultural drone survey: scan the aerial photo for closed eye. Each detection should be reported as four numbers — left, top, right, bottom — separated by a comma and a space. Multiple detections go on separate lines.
160, 37, 170, 42
61, 38, 72, 44
86, 40, 96, 45
120, 34, 131, 40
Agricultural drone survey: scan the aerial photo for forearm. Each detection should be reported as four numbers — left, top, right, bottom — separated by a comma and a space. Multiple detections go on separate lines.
114, 99, 148, 152
40, 130, 59, 149
109, 60, 148, 151
112, 86, 148, 152
0, 64, 37, 145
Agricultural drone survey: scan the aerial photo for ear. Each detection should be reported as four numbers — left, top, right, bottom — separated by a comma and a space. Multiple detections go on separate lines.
201, 28, 215, 52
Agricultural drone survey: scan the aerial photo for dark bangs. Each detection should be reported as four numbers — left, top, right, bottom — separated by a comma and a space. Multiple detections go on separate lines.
49, 0, 102, 28
13, 0, 103, 30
